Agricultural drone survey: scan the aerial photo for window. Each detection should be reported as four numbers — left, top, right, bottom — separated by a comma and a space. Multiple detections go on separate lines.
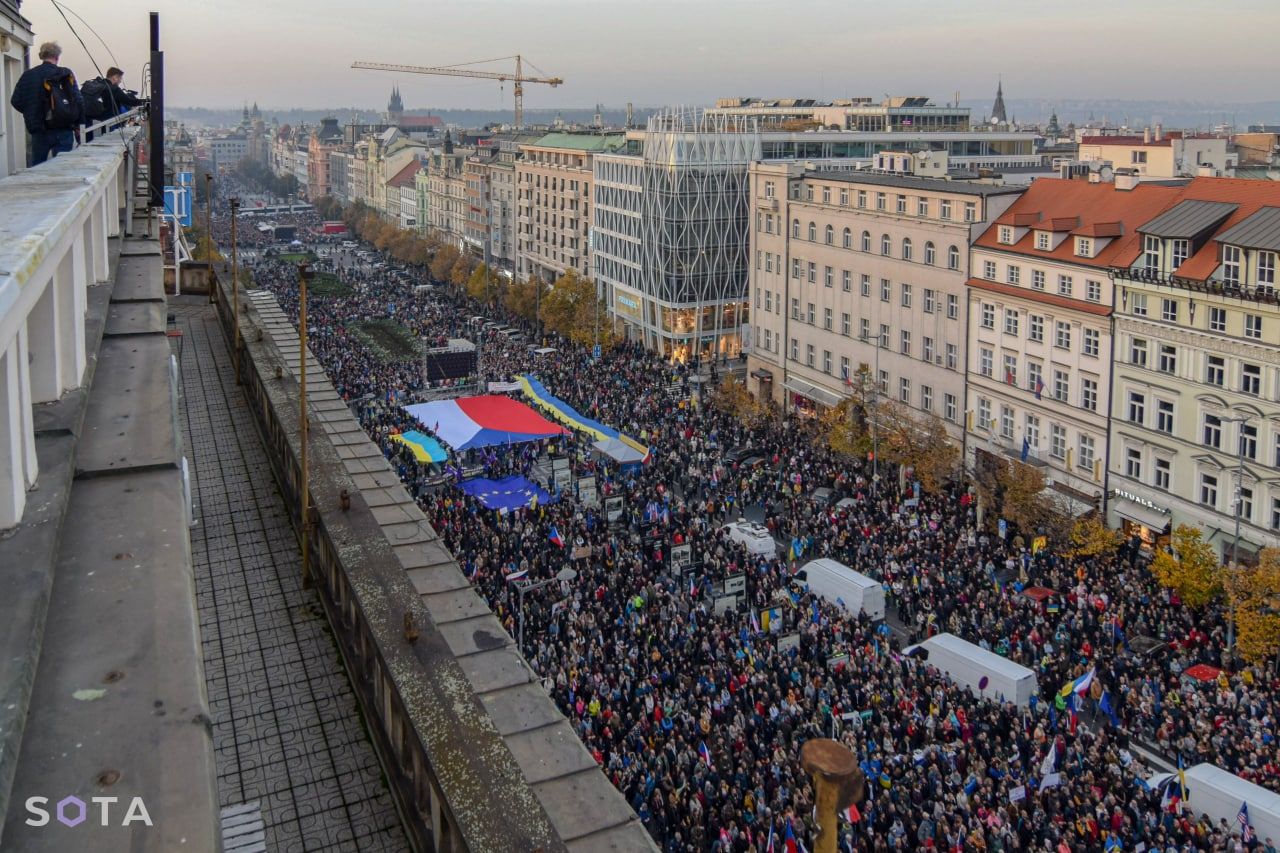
901, 284, 912, 308
1027, 361, 1042, 395
902, 238, 913, 261
1029, 315, 1044, 342
896, 195, 907, 214
1240, 487, 1254, 522
1052, 370, 1069, 402
1075, 237, 1092, 256
940, 199, 952, 220
807, 303, 816, 324
1143, 235, 1160, 272
945, 343, 958, 370
861, 274, 871, 297
791, 297, 800, 319
1057, 274, 1073, 297
1209, 307, 1226, 333
808, 261, 817, 283
765, 181, 775, 199
1127, 391, 1146, 424
1200, 473, 1218, 507
877, 370, 888, 394
842, 227, 852, 249
923, 289, 936, 314
839, 189, 847, 206
964, 202, 976, 223
808, 221, 817, 241
822, 187, 831, 204
880, 234, 891, 256
1242, 363, 1261, 395
1240, 422, 1258, 460
977, 397, 992, 430
861, 231, 871, 252
1206, 355, 1225, 386
1154, 457, 1171, 490
1032, 270, 1046, 291
791, 218, 800, 238
841, 313, 850, 336
1171, 239, 1190, 270
900, 330, 911, 356
1004, 309, 1020, 336
983, 260, 997, 279
1086, 279, 1102, 302
879, 323, 890, 348
1131, 337, 1148, 367
840, 355, 850, 378
790, 338, 798, 360
765, 291, 773, 312
1003, 355, 1018, 386
1244, 314, 1262, 339
1203, 413, 1222, 449
917, 197, 929, 217
999, 226, 1015, 245
944, 393, 957, 423
946, 295, 959, 319
823, 307, 833, 330
1156, 400, 1174, 434
1273, 497, 1280, 532
899, 377, 911, 402
824, 266, 833, 288
1083, 328, 1100, 357
1007, 265, 1021, 285
860, 318, 870, 341
979, 347, 993, 378
765, 253, 774, 273
806, 344, 815, 367
1078, 434, 1095, 471
1081, 377, 1098, 412
1132, 150, 1148, 165
823, 350, 832, 374
1131, 293, 1148, 316
1161, 298, 1178, 322
824, 224, 833, 245
1050, 425, 1067, 460
842, 270, 852, 292
1054, 321, 1072, 350
1159, 344, 1177, 374
1222, 245, 1242, 285
1035, 232, 1050, 251
1025, 414, 1040, 449
876, 193, 886, 211
792, 258, 802, 279
1259, 251, 1276, 287
1125, 448, 1143, 479
924, 242, 936, 265
857, 190, 867, 208
1000, 406, 1015, 440
881, 279, 891, 302
981, 303, 995, 329
948, 245, 960, 270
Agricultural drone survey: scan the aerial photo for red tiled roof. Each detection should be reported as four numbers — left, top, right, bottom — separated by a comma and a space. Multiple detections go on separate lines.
967, 278, 1111, 316
1074, 221, 1122, 238
399, 115, 443, 129
1080, 132, 1183, 147
1156, 177, 1280, 280
1046, 217, 1079, 232
972, 178, 1181, 269
386, 160, 422, 188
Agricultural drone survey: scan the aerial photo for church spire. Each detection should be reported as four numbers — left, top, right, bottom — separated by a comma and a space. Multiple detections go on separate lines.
991, 79, 1007, 125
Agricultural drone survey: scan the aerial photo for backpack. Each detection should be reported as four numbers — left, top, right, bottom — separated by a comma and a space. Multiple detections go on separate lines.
81, 77, 110, 120
43, 71, 79, 130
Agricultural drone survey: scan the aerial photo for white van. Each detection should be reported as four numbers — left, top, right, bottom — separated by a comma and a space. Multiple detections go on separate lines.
341, 240, 357, 248
796, 558, 885, 621
721, 519, 778, 557
904, 633, 1039, 706
1181, 764, 1280, 842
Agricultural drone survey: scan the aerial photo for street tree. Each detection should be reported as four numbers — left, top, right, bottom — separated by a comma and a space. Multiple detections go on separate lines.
540, 269, 611, 348
711, 376, 769, 426
504, 278, 539, 322
1063, 515, 1125, 562
1151, 524, 1221, 607
872, 400, 960, 492
430, 245, 459, 283
1225, 547, 1280, 665
973, 454, 1058, 536
818, 398, 870, 460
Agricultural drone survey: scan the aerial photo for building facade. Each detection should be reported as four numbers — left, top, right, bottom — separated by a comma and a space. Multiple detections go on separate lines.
1, 0, 34, 177
965, 178, 1182, 519
746, 164, 1021, 431
516, 132, 625, 282
425, 133, 468, 249
1108, 178, 1280, 561
1078, 130, 1236, 179
306, 117, 343, 200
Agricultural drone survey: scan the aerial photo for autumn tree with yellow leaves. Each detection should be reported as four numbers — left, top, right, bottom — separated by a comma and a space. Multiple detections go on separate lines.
1064, 516, 1124, 562
712, 376, 770, 426
1151, 524, 1222, 608
1226, 548, 1280, 665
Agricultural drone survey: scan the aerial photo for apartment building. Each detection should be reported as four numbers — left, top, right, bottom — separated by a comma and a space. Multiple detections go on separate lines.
306, 117, 343, 201
746, 163, 1021, 433
1109, 178, 1280, 562
1078, 129, 1236, 179
516, 132, 625, 281
385, 159, 421, 229
966, 178, 1182, 517
424, 132, 468, 248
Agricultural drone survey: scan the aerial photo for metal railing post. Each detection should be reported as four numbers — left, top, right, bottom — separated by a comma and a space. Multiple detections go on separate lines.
298, 262, 312, 589
230, 197, 241, 384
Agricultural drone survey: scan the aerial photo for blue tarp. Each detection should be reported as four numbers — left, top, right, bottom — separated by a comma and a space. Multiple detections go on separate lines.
458, 475, 557, 512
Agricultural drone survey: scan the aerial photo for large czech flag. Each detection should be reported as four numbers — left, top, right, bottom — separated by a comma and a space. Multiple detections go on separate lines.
403, 396, 568, 451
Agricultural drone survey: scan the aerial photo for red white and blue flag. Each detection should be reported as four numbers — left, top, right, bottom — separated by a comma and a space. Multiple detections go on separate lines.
1238, 801, 1254, 842
698, 741, 714, 769
548, 525, 565, 547
504, 568, 528, 582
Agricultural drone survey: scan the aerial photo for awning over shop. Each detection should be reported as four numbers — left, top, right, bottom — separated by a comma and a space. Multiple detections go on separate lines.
1112, 494, 1172, 531
1039, 487, 1094, 518
750, 368, 774, 381
783, 376, 844, 409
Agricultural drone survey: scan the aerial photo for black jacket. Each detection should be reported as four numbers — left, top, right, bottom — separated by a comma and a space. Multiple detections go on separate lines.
9, 62, 84, 134
84, 77, 144, 120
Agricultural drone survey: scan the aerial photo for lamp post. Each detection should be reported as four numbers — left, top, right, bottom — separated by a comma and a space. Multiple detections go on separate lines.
513, 566, 577, 654
857, 333, 881, 498
1222, 414, 1253, 652
298, 262, 312, 589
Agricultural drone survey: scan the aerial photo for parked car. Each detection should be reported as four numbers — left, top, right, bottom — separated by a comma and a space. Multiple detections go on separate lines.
806, 487, 835, 508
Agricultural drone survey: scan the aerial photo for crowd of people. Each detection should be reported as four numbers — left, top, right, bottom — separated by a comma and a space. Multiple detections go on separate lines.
212, 183, 1278, 852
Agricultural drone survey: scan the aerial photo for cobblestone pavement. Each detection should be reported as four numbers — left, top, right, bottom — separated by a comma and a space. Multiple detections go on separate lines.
172, 298, 408, 853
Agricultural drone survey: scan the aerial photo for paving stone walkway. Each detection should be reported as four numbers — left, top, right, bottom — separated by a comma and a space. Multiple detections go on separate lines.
172, 298, 408, 853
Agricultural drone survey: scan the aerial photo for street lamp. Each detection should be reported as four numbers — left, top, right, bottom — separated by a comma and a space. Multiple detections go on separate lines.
513, 566, 577, 653
1222, 414, 1254, 652
856, 333, 881, 498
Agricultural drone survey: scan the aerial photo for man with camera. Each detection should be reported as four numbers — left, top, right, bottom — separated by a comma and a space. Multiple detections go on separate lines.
82, 67, 146, 140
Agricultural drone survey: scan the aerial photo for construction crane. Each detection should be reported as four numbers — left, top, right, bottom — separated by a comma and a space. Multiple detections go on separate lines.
351, 56, 563, 129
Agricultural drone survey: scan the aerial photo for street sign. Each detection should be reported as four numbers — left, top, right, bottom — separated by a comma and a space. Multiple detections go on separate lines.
713, 593, 737, 615
605, 495, 625, 524
671, 543, 692, 569
577, 475, 598, 508
777, 632, 801, 653
724, 575, 746, 596
593, 344, 601, 359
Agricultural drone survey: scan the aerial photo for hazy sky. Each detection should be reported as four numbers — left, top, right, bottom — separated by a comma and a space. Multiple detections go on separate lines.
28, 0, 1280, 111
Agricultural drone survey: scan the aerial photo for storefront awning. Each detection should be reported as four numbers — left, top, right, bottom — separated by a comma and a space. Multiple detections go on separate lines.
783, 376, 845, 409
750, 368, 774, 381
1112, 495, 1171, 531
1039, 487, 1094, 518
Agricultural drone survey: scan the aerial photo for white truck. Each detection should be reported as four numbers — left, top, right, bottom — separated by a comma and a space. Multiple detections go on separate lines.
796, 558, 885, 621
903, 633, 1039, 707
721, 520, 778, 557
1179, 763, 1280, 843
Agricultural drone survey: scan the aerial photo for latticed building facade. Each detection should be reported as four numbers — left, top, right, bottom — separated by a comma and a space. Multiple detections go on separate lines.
593, 109, 761, 361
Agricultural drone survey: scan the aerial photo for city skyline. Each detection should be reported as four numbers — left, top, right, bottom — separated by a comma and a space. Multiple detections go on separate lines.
30, 0, 1280, 112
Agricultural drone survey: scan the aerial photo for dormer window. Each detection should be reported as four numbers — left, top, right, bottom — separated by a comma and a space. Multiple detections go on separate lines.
1223, 245, 1242, 285
1075, 237, 1092, 257
1143, 235, 1160, 273
1259, 251, 1276, 287
1035, 231, 1050, 250
1171, 239, 1189, 270
998, 226, 1015, 245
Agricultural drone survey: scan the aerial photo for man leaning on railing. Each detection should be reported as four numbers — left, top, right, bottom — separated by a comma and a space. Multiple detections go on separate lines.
82, 67, 146, 141
8, 41, 84, 166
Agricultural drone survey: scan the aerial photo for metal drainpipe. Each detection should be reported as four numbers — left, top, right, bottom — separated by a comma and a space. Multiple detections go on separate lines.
1101, 271, 1120, 519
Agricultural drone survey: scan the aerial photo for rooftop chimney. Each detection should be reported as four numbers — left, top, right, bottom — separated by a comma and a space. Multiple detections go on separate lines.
1155, 123, 1163, 142
1143, 127, 1152, 144
1115, 170, 1139, 191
